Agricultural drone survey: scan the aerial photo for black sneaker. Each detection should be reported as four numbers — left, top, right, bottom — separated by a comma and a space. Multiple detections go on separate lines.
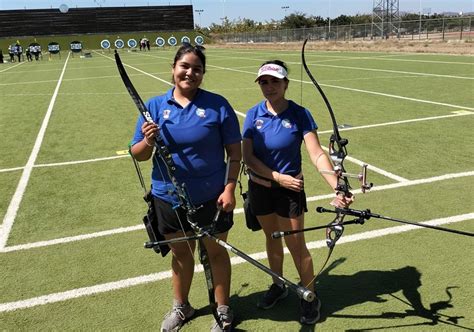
300, 297, 321, 325
257, 283, 288, 309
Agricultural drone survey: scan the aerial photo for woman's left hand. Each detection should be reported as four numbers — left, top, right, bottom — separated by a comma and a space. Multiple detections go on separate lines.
217, 189, 236, 212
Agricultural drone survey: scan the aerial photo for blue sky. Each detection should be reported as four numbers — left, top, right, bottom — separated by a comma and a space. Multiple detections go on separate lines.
1, 0, 472, 27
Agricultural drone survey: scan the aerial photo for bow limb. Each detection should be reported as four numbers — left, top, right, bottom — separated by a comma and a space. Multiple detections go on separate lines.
301, 39, 339, 137
301, 38, 351, 197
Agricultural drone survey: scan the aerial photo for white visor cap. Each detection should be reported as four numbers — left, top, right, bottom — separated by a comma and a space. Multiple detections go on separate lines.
255, 64, 288, 82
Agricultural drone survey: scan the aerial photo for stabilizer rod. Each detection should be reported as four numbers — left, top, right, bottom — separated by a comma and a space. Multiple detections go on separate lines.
146, 230, 315, 302
317, 207, 474, 237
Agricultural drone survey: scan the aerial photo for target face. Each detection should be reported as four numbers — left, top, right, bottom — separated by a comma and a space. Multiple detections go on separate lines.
168, 36, 177, 46
155, 37, 165, 47
127, 39, 137, 48
100, 39, 111, 49
114, 39, 124, 49
195, 35, 205, 45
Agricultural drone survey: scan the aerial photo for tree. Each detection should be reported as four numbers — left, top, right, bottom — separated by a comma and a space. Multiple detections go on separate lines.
351, 14, 372, 24
332, 14, 352, 26
281, 12, 325, 29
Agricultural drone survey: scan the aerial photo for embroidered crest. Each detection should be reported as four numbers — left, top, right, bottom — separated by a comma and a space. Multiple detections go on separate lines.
163, 109, 171, 119
255, 119, 264, 130
281, 118, 292, 129
196, 108, 206, 118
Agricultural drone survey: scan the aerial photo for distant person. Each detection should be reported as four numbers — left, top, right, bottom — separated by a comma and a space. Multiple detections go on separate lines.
26, 47, 32, 61
8, 45, 14, 62
0, 50, 4, 64
140, 38, 147, 51
14, 44, 22, 62
146, 39, 150, 51
31, 45, 41, 61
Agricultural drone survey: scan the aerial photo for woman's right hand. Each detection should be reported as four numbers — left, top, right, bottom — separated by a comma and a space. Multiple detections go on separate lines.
277, 173, 304, 192
141, 122, 158, 145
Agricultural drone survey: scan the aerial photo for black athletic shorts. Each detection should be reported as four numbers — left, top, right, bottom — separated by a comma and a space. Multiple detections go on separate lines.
153, 196, 234, 235
248, 180, 308, 218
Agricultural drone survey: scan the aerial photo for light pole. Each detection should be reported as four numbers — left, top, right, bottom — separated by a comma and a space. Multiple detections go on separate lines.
195, 9, 204, 27
328, 0, 331, 40
281, 6, 289, 41
418, 0, 422, 39
221, 0, 226, 20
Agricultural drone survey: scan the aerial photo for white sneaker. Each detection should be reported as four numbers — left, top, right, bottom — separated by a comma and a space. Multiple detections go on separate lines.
161, 300, 195, 332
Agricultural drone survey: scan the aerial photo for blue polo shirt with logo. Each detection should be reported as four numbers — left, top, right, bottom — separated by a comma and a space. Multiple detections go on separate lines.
243, 100, 317, 176
132, 88, 242, 205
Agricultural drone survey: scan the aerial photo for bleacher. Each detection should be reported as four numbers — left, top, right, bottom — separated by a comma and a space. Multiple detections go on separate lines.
0, 5, 193, 38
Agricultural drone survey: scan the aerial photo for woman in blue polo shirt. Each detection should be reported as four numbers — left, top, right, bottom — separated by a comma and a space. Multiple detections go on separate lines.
242, 60, 353, 325
131, 44, 241, 332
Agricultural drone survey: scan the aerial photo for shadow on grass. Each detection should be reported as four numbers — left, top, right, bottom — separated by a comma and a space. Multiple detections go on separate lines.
228, 258, 471, 331
230, 286, 316, 332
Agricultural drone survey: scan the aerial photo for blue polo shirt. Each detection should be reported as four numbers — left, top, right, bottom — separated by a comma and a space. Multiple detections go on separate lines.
243, 100, 317, 176
132, 88, 241, 205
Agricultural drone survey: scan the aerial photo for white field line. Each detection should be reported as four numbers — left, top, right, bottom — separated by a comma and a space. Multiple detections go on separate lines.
92, 50, 173, 87
361, 56, 474, 66
2, 225, 144, 253
305, 170, 474, 202
0, 155, 130, 173
234, 110, 247, 118
34, 155, 129, 168
0, 212, 472, 313
3, 92, 132, 96
307, 63, 474, 80
209, 55, 473, 80
318, 83, 474, 111
320, 146, 409, 183
209, 64, 474, 111
0, 74, 142, 86
0, 61, 26, 72
304, 54, 474, 66
209, 50, 474, 65
2, 170, 473, 253
0, 166, 24, 173
0, 53, 71, 251
318, 111, 473, 134
322, 74, 420, 83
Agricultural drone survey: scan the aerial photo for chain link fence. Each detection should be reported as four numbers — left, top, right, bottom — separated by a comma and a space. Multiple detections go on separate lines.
216, 16, 473, 43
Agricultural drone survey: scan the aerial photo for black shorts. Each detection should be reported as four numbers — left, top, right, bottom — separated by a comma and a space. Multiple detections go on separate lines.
248, 180, 308, 218
153, 196, 234, 235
